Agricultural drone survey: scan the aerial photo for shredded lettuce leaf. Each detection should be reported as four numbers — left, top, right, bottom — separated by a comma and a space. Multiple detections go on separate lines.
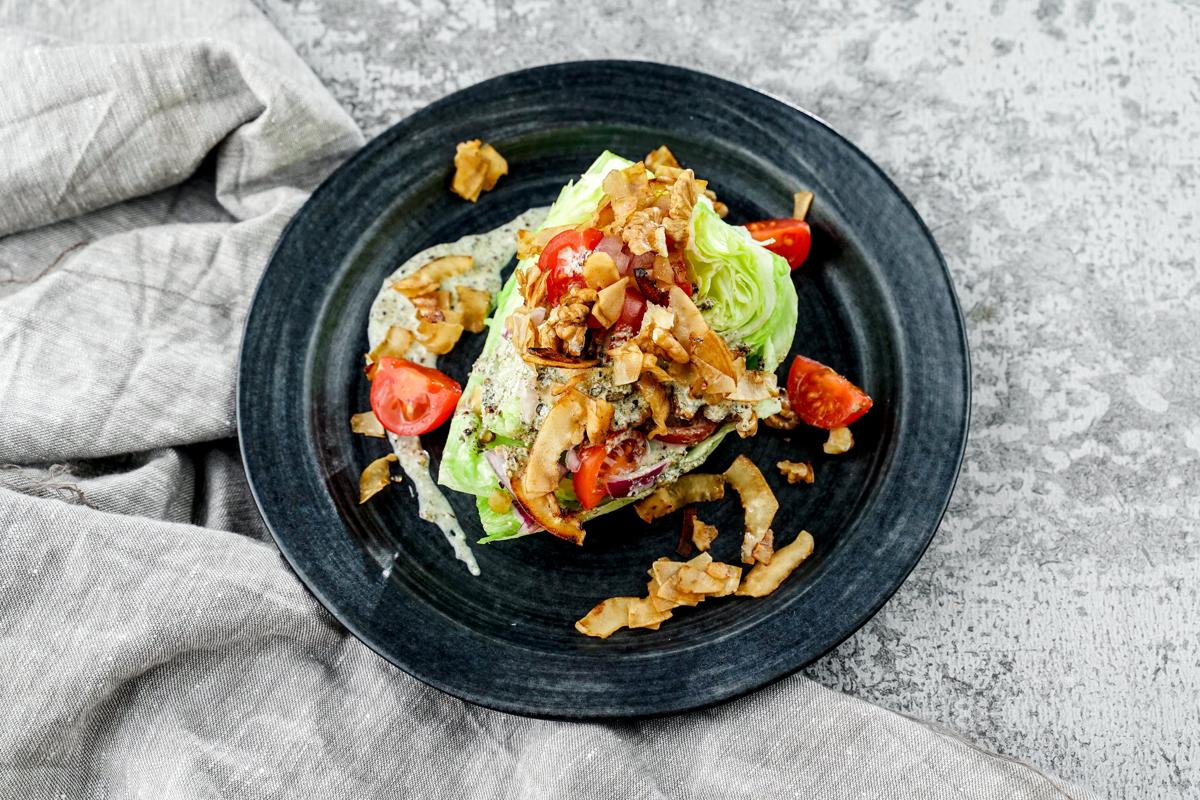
686, 198, 798, 372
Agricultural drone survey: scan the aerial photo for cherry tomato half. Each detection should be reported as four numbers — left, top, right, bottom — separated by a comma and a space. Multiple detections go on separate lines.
369, 356, 462, 435
572, 444, 608, 510
785, 355, 872, 430
539, 228, 604, 305
744, 218, 812, 269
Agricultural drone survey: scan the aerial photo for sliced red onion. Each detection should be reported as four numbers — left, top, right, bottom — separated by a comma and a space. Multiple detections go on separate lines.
483, 449, 543, 533
529, 306, 546, 325
596, 236, 633, 276
564, 446, 582, 473
604, 461, 668, 499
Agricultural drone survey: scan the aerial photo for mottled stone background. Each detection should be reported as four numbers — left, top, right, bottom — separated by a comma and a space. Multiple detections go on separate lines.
253, 0, 1199, 795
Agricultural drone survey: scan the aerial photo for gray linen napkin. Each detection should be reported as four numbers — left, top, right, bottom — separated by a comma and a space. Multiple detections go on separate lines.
0, 2, 1093, 797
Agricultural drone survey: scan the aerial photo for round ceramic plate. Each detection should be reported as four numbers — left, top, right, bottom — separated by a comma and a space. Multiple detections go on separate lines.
238, 61, 969, 719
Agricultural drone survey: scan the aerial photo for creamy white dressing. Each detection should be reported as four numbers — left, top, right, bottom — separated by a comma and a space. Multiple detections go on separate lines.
366, 208, 548, 576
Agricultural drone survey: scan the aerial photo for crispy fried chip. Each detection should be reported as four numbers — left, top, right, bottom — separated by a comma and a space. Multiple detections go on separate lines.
824, 426, 854, 454
634, 473, 725, 522
575, 596, 636, 638
358, 453, 399, 504
793, 190, 814, 221
416, 319, 465, 355
724, 455, 780, 565
628, 597, 673, 629
777, 460, 815, 484
736, 531, 815, 597
392, 255, 473, 298
522, 391, 587, 495
364, 325, 415, 376
592, 276, 629, 328
455, 285, 491, 333
350, 410, 386, 438
451, 140, 507, 202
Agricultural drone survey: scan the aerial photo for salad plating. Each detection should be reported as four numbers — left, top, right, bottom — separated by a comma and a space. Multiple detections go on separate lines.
353, 144, 874, 634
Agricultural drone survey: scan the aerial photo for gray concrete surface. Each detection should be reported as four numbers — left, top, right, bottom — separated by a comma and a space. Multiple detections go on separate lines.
254, 1, 1200, 795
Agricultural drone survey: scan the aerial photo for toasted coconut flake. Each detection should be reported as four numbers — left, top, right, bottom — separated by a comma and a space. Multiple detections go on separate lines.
692, 357, 737, 398
451, 140, 507, 202
693, 330, 737, 379
737, 531, 815, 597
511, 478, 586, 544
584, 394, 614, 444
634, 473, 726, 522
516, 224, 573, 260
609, 342, 644, 385
416, 319, 465, 355
358, 453, 399, 504
592, 277, 629, 328
350, 411, 386, 438
651, 328, 689, 364
677, 561, 724, 595
663, 170, 700, 242
575, 596, 635, 638
364, 325, 415, 376
644, 145, 681, 171
640, 353, 675, 384
637, 376, 671, 438
668, 285, 708, 345
751, 530, 775, 564
793, 190, 814, 221
824, 426, 854, 454
728, 368, 777, 403
521, 348, 599, 369
692, 516, 719, 552
628, 597, 673, 629
522, 391, 586, 495
705, 561, 743, 596
724, 455, 780, 565
392, 255, 473, 298
455, 286, 491, 333
777, 460, 815, 485
583, 251, 621, 290
653, 565, 704, 607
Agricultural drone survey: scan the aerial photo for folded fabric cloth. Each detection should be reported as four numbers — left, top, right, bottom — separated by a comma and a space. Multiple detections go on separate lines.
0, 1, 1093, 797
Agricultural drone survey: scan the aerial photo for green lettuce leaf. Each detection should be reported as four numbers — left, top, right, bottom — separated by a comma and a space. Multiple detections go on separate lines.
686, 199, 798, 372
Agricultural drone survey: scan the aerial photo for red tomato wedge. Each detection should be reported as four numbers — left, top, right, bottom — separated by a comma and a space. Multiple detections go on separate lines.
369, 357, 462, 435
573, 444, 608, 510
744, 218, 812, 269
540, 228, 603, 305
786, 355, 872, 429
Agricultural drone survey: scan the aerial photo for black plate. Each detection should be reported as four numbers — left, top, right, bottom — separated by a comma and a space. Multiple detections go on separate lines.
238, 61, 969, 719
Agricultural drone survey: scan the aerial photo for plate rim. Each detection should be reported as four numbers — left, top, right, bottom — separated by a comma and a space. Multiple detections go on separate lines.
237, 59, 971, 720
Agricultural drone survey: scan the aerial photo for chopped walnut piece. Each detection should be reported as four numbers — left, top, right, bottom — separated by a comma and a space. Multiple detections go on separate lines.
691, 516, 719, 552
823, 426, 854, 454
451, 140, 507, 202
651, 327, 689, 363
777, 460, 815, 485
540, 290, 594, 358
763, 398, 800, 430
622, 207, 668, 256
